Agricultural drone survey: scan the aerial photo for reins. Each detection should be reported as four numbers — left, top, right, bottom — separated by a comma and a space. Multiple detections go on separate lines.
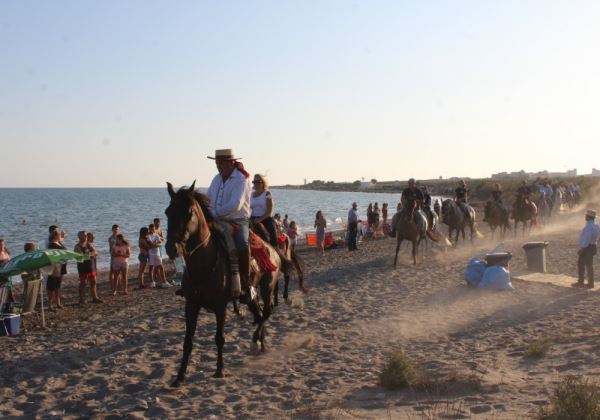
183, 200, 211, 259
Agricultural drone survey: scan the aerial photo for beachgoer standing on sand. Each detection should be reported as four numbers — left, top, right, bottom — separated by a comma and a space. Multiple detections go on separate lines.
147, 224, 170, 288
250, 173, 278, 247
314, 210, 327, 256
347, 202, 359, 251
206, 149, 252, 300
111, 233, 131, 294
373, 203, 380, 237
573, 210, 600, 289
47, 229, 66, 310
85, 232, 102, 303
137, 227, 151, 289
287, 221, 298, 252
382, 203, 388, 224
108, 224, 119, 292
75, 231, 102, 304
283, 214, 289, 229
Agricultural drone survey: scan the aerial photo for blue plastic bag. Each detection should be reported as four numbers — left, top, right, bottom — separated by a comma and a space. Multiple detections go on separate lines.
464, 257, 486, 287
478, 265, 513, 290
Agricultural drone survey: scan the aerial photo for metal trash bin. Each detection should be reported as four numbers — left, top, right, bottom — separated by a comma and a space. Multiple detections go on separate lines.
485, 252, 513, 271
523, 242, 549, 273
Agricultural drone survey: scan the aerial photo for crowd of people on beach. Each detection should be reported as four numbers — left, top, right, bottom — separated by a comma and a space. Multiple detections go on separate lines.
0, 218, 176, 313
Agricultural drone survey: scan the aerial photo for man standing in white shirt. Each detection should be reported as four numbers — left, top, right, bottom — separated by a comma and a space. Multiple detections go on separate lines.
206, 149, 252, 299
573, 209, 600, 288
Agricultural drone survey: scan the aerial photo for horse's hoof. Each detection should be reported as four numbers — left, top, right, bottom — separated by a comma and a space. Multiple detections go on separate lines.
213, 370, 224, 378
251, 341, 261, 355
171, 377, 183, 388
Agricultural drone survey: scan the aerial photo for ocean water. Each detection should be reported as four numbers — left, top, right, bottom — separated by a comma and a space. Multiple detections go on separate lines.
0, 187, 418, 269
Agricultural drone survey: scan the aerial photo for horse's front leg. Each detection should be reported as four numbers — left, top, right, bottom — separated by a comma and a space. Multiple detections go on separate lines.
283, 273, 290, 302
412, 240, 417, 265
213, 304, 226, 378
172, 299, 200, 387
394, 238, 401, 268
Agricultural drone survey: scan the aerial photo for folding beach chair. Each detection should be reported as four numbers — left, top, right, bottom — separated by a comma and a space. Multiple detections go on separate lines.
0, 285, 9, 335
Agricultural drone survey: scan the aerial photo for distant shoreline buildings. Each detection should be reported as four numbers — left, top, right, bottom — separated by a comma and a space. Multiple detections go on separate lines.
491, 169, 578, 180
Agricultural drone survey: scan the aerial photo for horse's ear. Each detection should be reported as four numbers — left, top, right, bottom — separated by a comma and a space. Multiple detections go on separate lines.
187, 180, 196, 197
167, 182, 176, 199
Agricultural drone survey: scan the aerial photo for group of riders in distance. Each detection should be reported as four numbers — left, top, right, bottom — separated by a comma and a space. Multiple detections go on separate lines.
482, 177, 582, 236
389, 177, 583, 266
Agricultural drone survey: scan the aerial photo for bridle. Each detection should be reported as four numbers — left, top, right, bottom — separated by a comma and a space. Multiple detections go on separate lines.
173, 199, 212, 259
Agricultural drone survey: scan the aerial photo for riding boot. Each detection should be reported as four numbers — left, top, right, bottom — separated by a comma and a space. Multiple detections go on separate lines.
229, 251, 241, 299
237, 248, 251, 303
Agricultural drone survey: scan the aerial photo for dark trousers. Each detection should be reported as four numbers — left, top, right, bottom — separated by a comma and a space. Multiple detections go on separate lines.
578, 244, 597, 285
251, 216, 278, 248
347, 222, 358, 250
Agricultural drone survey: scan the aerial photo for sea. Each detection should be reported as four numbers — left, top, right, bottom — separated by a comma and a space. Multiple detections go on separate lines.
0, 188, 434, 270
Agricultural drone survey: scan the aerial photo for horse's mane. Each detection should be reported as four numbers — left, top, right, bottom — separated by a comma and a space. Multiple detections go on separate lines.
192, 191, 215, 223
175, 187, 215, 223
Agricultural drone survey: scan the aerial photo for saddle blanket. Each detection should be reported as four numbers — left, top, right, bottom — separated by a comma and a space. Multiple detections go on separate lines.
249, 231, 278, 272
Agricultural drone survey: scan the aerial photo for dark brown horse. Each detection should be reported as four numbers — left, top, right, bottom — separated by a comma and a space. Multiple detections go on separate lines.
393, 199, 427, 267
511, 197, 537, 236
165, 182, 305, 386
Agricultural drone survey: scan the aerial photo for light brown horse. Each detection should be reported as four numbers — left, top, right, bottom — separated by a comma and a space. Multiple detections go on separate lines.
165, 182, 305, 386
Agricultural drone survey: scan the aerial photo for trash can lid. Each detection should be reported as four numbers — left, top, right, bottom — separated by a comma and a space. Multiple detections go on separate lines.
522, 241, 549, 250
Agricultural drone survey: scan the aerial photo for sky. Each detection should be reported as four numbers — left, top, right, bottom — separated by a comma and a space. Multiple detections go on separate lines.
1, 0, 600, 187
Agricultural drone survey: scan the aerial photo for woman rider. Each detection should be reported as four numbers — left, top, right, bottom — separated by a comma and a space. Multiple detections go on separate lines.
249, 174, 279, 247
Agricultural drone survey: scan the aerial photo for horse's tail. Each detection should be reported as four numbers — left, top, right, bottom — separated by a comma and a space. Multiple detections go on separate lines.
473, 225, 485, 239
290, 250, 308, 293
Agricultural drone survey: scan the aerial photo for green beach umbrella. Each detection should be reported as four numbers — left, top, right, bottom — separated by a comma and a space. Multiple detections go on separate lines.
0, 249, 89, 277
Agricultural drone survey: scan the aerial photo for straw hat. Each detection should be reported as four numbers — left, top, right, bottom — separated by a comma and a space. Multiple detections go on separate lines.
586, 210, 597, 218
207, 149, 241, 160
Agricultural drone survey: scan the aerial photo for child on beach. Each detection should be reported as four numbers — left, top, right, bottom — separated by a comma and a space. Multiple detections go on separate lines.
137, 227, 150, 289
108, 224, 119, 294
85, 232, 102, 303
111, 233, 131, 294
287, 221, 298, 251
147, 224, 170, 288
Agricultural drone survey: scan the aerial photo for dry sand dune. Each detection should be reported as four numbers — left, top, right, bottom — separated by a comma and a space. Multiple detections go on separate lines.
1, 208, 600, 418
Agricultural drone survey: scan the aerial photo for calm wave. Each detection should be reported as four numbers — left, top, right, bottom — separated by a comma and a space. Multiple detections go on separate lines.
0, 187, 425, 269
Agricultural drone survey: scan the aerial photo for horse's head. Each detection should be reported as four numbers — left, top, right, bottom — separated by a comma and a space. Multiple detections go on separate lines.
164, 181, 212, 259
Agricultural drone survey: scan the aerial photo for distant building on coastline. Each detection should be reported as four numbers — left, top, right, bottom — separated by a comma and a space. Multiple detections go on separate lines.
492, 169, 577, 180
592, 169, 600, 177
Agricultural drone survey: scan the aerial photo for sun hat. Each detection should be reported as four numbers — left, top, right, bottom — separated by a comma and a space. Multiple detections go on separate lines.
207, 149, 241, 160
586, 210, 597, 218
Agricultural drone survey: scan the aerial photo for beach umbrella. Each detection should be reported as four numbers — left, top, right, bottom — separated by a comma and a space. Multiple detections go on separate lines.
0, 249, 88, 277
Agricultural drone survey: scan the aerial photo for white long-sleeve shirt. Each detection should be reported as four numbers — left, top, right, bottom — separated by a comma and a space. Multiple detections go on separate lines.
206, 168, 251, 220
578, 220, 600, 248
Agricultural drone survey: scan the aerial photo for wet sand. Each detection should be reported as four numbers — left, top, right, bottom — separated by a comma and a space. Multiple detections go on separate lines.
1, 207, 599, 418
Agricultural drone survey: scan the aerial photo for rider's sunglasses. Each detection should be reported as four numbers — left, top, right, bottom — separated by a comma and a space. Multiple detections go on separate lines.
252, 180, 263, 184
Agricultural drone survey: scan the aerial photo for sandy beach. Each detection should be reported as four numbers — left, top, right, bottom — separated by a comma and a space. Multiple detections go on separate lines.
1, 206, 599, 419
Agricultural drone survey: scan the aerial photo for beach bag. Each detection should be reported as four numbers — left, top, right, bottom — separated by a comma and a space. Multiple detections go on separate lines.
464, 257, 486, 287
478, 266, 513, 290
